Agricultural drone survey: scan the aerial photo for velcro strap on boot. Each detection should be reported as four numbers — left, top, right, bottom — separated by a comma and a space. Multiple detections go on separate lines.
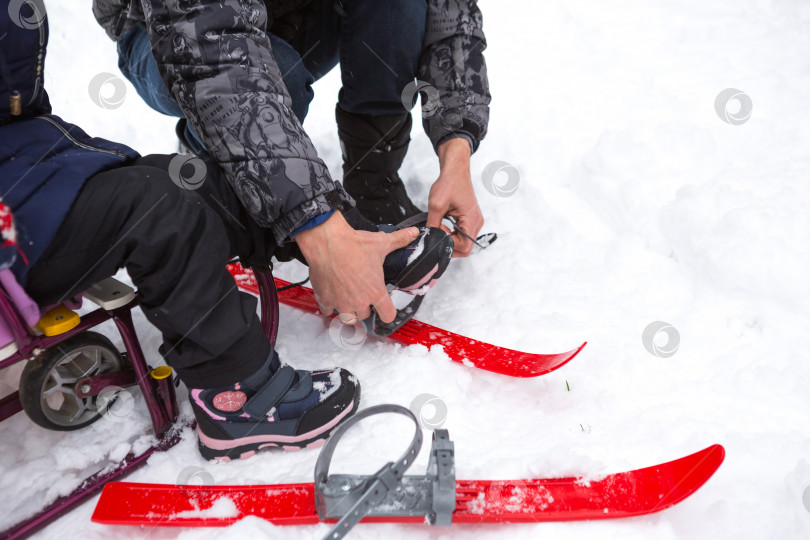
280, 370, 312, 403
243, 365, 296, 420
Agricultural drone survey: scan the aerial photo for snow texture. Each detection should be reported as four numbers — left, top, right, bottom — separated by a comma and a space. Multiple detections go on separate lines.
174, 497, 239, 520
406, 233, 426, 266
2, 1, 810, 539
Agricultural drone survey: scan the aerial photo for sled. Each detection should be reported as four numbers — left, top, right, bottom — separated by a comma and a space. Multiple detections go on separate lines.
0, 266, 281, 539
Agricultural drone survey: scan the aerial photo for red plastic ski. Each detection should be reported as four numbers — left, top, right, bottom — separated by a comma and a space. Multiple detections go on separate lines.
228, 263, 585, 378
92, 444, 724, 527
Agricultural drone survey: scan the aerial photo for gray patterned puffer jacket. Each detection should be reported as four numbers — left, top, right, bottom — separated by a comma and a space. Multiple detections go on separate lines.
92, 0, 490, 244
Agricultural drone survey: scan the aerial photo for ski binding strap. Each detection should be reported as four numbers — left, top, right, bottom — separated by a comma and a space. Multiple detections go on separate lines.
314, 404, 456, 539
363, 293, 424, 337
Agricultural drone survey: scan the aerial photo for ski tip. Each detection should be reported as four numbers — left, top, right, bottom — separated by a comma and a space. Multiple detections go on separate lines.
524, 341, 587, 378
557, 341, 587, 364
554, 340, 588, 368
691, 443, 725, 472
707, 443, 725, 460
684, 443, 725, 473
652, 443, 725, 512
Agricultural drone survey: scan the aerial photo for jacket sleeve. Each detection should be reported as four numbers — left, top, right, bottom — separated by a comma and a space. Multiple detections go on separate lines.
418, 0, 491, 153
139, 0, 352, 244
92, 0, 141, 41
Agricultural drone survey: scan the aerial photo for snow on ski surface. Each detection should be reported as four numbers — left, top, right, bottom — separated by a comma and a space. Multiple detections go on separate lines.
2, 1, 810, 538
173, 498, 240, 521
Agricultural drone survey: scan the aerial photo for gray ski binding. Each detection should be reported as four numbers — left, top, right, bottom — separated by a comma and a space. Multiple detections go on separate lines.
314, 404, 456, 539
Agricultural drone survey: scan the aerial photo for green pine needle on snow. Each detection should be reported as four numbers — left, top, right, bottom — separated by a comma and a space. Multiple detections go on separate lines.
566, 381, 570, 391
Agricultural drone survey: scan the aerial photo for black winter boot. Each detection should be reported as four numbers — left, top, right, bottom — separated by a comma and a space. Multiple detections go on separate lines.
190, 351, 360, 461
336, 106, 423, 225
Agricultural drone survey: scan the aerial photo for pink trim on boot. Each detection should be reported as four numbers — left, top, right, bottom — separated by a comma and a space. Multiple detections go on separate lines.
397, 263, 439, 292
191, 389, 226, 421
197, 399, 356, 451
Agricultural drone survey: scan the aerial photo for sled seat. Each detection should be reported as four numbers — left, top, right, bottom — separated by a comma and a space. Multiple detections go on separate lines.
0, 274, 136, 359
81, 277, 135, 311
33, 277, 135, 337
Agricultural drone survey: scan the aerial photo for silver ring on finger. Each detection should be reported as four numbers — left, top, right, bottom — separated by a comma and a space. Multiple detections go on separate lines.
338, 312, 359, 325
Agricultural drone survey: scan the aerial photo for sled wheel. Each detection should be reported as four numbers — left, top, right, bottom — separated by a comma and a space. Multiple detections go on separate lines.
19, 332, 126, 431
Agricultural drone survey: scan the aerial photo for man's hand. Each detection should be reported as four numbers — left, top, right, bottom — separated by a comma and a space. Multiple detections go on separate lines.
426, 137, 484, 258
295, 212, 418, 323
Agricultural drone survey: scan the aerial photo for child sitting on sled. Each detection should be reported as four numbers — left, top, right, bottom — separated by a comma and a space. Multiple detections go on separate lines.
0, 1, 451, 460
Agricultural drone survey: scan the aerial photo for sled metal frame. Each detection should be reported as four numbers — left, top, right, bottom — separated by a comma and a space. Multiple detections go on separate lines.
0, 267, 279, 539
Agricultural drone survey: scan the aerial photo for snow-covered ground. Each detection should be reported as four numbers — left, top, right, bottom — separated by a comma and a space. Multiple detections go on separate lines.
3, 1, 810, 538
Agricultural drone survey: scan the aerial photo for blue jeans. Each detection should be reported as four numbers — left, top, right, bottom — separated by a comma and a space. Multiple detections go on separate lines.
117, 26, 208, 154
116, 0, 427, 152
